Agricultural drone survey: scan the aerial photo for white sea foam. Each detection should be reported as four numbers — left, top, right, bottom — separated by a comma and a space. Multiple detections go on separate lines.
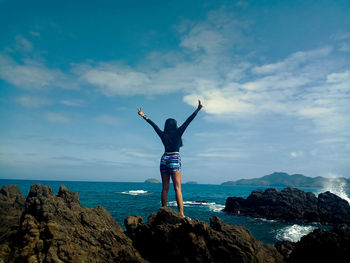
167, 201, 225, 212
318, 177, 350, 204
207, 203, 225, 212
255, 218, 276, 223
121, 190, 148, 195
276, 224, 316, 242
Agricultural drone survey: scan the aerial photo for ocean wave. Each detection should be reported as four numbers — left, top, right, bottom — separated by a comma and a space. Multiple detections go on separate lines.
168, 200, 225, 212
276, 224, 316, 242
121, 190, 149, 195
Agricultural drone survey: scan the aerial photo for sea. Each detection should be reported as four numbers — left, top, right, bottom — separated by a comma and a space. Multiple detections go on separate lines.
1, 179, 349, 245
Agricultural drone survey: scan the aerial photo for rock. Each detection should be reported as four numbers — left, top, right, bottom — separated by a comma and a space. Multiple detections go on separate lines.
274, 241, 295, 261
224, 187, 350, 224
317, 191, 350, 224
0, 185, 25, 261
275, 224, 350, 263
125, 207, 284, 263
0, 183, 147, 263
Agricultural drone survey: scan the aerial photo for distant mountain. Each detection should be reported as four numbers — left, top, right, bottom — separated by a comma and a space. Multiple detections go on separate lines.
144, 178, 160, 183
185, 181, 198, 184
221, 172, 350, 188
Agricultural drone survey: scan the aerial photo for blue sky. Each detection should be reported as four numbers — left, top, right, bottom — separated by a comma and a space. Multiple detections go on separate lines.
1, 0, 349, 184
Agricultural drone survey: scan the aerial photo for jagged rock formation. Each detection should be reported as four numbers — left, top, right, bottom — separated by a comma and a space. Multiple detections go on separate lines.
224, 187, 350, 224
275, 224, 350, 263
3, 183, 348, 263
0, 183, 146, 263
125, 207, 284, 263
0, 185, 26, 260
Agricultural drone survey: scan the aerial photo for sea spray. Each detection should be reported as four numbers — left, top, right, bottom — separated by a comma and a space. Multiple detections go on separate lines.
319, 177, 350, 204
276, 224, 316, 242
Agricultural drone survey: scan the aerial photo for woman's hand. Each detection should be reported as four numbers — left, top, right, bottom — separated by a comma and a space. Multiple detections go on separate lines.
197, 99, 203, 111
137, 107, 145, 118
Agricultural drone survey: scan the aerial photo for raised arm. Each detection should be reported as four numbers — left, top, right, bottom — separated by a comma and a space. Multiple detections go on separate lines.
178, 100, 203, 136
137, 107, 163, 138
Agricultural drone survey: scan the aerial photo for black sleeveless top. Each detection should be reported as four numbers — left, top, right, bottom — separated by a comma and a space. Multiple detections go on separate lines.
146, 110, 198, 152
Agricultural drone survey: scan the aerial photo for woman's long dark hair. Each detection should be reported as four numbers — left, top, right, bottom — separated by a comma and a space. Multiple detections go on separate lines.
164, 118, 177, 132
164, 118, 183, 148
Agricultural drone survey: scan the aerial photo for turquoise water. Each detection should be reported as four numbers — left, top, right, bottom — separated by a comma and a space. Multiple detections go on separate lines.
1, 179, 344, 244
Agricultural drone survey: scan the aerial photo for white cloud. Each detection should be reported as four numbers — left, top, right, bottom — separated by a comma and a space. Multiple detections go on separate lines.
236, 0, 248, 7
77, 59, 200, 96
60, 99, 84, 107
252, 46, 332, 74
180, 43, 350, 135
180, 26, 226, 53
2, 8, 349, 139
197, 147, 249, 159
95, 115, 120, 126
183, 87, 254, 115
44, 112, 70, 123
15, 35, 33, 52
327, 70, 350, 84
339, 42, 350, 52
252, 47, 332, 75
179, 8, 249, 54
82, 67, 151, 96
331, 31, 350, 41
298, 107, 333, 118
29, 31, 40, 37
0, 55, 55, 89
16, 95, 51, 107
0, 54, 78, 90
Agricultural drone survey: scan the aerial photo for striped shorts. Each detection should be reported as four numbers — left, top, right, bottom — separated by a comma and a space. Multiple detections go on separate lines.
160, 152, 181, 173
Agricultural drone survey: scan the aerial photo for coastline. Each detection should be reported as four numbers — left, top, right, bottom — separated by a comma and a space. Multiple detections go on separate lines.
1, 183, 349, 262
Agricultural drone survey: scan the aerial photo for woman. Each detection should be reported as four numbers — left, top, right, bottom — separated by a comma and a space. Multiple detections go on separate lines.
137, 100, 203, 217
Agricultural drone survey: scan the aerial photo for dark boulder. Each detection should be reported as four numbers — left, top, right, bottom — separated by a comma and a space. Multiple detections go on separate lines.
275, 224, 350, 263
225, 187, 350, 224
317, 191, 350, 224
274, 241, 295, 261
125, 206, 284, 263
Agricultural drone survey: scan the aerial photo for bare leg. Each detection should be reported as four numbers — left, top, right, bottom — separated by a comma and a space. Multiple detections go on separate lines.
161, 172, 170, 207
171, 170, 184, 217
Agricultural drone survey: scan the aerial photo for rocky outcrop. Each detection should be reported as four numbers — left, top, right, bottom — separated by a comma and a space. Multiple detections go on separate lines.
0, 185, 25, 260
275, 224, 350, 263
0, 183, 146, 263
1, 183, 285, 263
224, 187, 350, 224
10, 183, 350, 263
125, 207, 284, 263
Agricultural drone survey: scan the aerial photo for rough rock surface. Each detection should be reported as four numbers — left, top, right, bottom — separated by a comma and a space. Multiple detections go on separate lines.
275, 224, 350, 263
0, 185, 26, 260
125, 207, 284, 263
224, 187, 350, 224
0, 183, 147, 263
